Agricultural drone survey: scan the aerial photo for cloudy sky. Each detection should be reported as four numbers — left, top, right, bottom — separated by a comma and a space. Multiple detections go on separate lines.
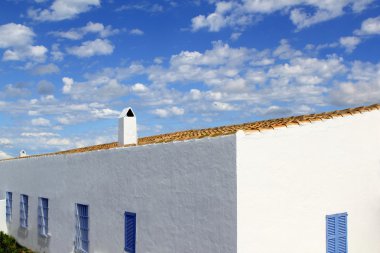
0, 0, 379, 158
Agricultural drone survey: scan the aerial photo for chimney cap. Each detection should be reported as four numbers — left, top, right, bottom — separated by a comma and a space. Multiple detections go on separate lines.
119, 107, 135, 118
19, 150, 27, 157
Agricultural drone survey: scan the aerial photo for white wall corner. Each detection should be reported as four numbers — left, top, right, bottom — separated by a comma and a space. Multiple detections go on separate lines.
0, 199, 7, 234
118, 107, 138, 146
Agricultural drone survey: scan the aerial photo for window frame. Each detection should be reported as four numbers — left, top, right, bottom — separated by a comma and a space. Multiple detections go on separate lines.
20, 194, 29, 228
326, 212, 348, 253
124, 211, 136, 253
74, 203, 89, 253
38, 197, 49, 237
5, 192, 12, 223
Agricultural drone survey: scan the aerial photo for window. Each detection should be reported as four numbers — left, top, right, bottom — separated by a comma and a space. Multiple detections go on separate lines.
38, 197, 49, 237
5, 192, 12, 223
20, 194, 28, 228
75, 204, 89, 253
124, 212, 136, 253
326, 213, 347, 253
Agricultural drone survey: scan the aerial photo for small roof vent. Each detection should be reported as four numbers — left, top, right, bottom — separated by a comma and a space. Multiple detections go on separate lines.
19, 150, 27, 157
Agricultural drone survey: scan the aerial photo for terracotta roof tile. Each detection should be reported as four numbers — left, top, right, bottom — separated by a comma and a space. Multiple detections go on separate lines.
3, 103, 380, 161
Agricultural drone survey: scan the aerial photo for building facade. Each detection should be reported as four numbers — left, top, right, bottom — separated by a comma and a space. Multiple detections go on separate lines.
0, 104, 379, 253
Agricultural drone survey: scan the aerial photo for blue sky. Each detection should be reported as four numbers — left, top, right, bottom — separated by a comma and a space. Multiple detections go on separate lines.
0, 0, 379, 158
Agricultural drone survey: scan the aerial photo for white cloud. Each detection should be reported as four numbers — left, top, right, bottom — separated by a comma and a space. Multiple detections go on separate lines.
330, 62, 380, 105
116, 3, 164, 13
191, 0, 374, 31
3, 45, 48, 62
131, 83, 148, 92
28, 0, 101, 22
0, 151, 12, 160
91, 108, 120, 118
339, 36, 361, 53
354, 16, 380, 35
0, 23, 48, 62
129, 29, 144, 35
21, 132, 59, 137
31, 117, 51, 126
51, 43, 64, 61
66, 39, 114, 58
0, 138, 11, 145
0, 83, 30, 98
152, 106, 185, 117
51, 22, 119, 40
0, 23, 34, 48
191, 1, 253, 32
46, 138, 71, 146
212, 101, 236, 111
62, 77, 74, 94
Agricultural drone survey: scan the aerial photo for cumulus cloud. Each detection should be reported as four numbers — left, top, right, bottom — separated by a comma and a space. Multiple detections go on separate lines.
0, 138, 11, 145
212, 101, 237, 111
116, 3, 164, 13
0, 151, 12, 160
51, 44, 64, 61
21, 132, 59, 137
1, 83, 30, 98
62, 77, 74, 94
62, 75, 129, 101
31, 117, 51, 126
354, 16, 380, 35
152, 106, 185, 118
28, 0, 101, 22
0, 23, 48, 62
131, 83, 149, 92
191, 0, 374, 31
129, 29, 144, 35
339, 36, 361, 53
0, 23, 34, 48
330, 62, 380, 105
51, 22, 119, 40
66, 39, 114, 58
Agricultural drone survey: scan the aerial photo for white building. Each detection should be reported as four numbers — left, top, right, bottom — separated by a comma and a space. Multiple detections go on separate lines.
0, 103, 380, 253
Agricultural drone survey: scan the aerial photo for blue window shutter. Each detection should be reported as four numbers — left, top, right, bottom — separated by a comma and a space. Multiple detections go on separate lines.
20, 194, 28, 228
38, 197, 49, 236
75, 204, 89, 253
5, 192, 12, 223
124, 212, 136, 253
326, 213, 347, 253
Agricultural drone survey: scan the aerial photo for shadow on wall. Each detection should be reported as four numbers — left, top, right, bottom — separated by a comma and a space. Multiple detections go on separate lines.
38, 235, 50, 249
17, 227, 28, 239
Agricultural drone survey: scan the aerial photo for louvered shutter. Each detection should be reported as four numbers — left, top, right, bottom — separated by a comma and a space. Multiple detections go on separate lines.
124, 212, 136, 253
326, 213, 347, 253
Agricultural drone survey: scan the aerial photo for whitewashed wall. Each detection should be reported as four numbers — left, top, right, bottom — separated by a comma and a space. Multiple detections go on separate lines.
237, 109, 380, 253
0, 135, 237, 253
0, 199, 7, 234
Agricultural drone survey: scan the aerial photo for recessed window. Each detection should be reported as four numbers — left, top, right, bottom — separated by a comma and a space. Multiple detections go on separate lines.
5, 192, 12, 223
326, 213, 347, 253
74, 204, 89, 253
20, 194, 29, 228
124, 212, 136, 253
38, 197, 49, 237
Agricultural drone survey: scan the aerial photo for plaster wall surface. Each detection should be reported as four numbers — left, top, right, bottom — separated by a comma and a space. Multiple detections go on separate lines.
0, 135, 237, 253
0, 199, 7, 233
237, 110, 380, 253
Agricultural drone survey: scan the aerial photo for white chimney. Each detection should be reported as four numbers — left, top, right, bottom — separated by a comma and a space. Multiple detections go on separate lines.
118, 107, 137, 146
19, 150, 27, 157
